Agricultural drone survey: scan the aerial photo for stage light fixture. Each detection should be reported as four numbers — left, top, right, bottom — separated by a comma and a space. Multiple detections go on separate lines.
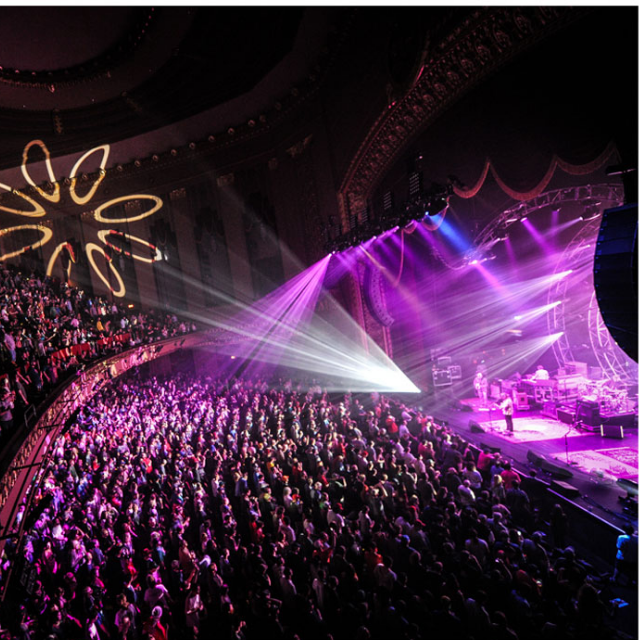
425, 195, 449, 217
580, 206, 601, 222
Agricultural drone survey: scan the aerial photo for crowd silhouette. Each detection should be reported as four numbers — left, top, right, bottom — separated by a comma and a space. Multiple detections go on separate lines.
0, 371, 623, 640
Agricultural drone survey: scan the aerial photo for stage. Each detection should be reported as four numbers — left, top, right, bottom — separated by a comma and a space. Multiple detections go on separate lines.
434, 394, 638, 530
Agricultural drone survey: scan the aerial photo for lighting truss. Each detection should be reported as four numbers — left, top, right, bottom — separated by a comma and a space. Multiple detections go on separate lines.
327, 183, 453, 253
464, 184, 624, 266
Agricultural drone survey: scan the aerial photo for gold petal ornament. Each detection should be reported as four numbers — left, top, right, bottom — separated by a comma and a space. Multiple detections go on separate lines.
97, 230, 162, 264
93, 195, 163, 224
21, 140, 61, 203
0, 225, 53, 261
46, 241, 77, 279
0, 183, 46, 217
69, 145, 110, 205
85, 242, 126, 298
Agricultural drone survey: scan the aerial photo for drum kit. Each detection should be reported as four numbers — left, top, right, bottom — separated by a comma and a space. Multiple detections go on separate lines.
580, 379, 630, 414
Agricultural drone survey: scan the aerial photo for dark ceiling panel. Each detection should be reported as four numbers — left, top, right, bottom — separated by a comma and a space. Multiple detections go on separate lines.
0, 7, 305, 169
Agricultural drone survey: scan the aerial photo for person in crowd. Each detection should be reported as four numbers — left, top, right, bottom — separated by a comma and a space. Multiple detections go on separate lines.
0, 386, 15, 440
0, 264, 195, 449
612, 523, 638, 586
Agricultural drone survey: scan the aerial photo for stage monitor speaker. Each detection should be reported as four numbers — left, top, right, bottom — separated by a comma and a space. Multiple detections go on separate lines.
540, 459, 573, 479
469, 420, 485, 433
600, 424, 624, 439
480, 442, 501, 454
593, 202, 638, 362
617, 478, 638, 496
527, 450, 545, 466
557, 408, 575, 424
550, 479, 580, 498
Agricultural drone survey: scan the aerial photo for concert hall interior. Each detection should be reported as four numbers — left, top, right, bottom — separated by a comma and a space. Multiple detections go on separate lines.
0, 6, 636, 640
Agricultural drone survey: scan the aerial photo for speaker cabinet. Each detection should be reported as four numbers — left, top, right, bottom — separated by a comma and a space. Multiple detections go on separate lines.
600, 424, 624, 439
469, 420, 485, 433
576, 399, 600, 426
515, 392, 530, 410
527, 449, 545, 466
541, 402, 557, 419
550, 479, 580, 498
593, 203, 638, 362
557, 408, 575, 424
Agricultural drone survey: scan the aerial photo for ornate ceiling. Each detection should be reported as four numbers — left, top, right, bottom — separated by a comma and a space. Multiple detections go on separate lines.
0, 6, 307, 169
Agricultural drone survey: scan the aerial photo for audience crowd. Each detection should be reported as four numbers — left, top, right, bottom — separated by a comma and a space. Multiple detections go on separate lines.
0, 372, 625, 640
0, 264, 195, 443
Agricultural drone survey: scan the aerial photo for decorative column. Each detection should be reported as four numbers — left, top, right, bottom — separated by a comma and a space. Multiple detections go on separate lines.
168, 187, 204, 312
217, 173, 254, 302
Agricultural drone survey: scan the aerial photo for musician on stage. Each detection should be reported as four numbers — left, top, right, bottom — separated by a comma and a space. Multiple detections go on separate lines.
474, 371, 488, 406
497, 393, 514, 434
531, 364, 549, 381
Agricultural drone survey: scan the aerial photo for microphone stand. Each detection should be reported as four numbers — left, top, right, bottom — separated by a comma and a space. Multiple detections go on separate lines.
564, 419, 579, 466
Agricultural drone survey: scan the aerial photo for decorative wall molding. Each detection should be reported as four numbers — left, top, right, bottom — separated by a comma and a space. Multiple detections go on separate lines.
338, 7, 587, 229
363, 264, 395, 328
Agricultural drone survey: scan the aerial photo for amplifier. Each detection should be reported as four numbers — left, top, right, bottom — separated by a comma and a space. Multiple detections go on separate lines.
576, 399, 600, 426
541, 402, 557, 419
448, 365, 462, 380
515, 392, 530, 410
432, 368, 452, 387
557, 408, 575, 424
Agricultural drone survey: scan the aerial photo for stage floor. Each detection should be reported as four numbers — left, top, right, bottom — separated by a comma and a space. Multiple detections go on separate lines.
434, 395, 638, 529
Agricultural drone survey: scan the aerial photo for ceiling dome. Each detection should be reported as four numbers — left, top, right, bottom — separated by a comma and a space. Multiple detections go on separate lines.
0, 7, 141, 72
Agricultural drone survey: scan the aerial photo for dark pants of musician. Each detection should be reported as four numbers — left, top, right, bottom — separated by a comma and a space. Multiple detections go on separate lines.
505, 414, 514, 433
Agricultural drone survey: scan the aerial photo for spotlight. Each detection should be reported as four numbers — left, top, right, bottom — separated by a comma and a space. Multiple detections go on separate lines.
505, 217, 518, 223
469, 259, 478, 265
521, 216, 528, 222
580, 208, 601, 222
425, 196, 449, 217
